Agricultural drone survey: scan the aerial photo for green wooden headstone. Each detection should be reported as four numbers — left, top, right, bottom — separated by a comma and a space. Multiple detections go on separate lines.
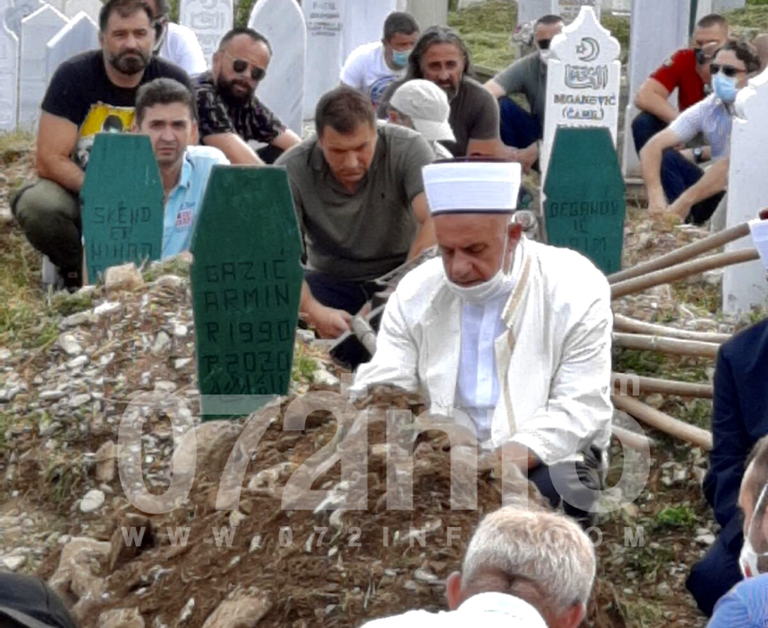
81, 133, 164, 282
190, 167, 303, 419
543, 127, 626, 275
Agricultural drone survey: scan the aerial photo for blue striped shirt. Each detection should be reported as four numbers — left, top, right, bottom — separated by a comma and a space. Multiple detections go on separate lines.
669, 94, 734, 162
708, 574, 768, 628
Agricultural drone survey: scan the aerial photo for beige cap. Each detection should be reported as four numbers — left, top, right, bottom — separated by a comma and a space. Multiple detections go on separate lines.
389, 79, 456, 143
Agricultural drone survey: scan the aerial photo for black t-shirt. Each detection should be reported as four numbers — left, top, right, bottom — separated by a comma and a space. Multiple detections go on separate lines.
41, 50, 191, 169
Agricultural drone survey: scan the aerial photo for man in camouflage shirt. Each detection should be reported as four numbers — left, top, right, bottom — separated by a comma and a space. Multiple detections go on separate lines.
193, 27, 301, 164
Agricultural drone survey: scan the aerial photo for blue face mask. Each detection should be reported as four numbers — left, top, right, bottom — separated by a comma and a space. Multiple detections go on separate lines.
391, 49, 412, 68
712, 72, 738, 104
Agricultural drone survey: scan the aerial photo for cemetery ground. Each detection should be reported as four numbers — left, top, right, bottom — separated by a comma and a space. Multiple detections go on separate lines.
2, 2, 768, 627
0, 140, 759, 628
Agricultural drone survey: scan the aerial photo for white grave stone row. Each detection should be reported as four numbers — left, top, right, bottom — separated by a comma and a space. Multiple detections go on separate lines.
248, 0, 305, 135
344, 0, 395, 62
620, 0, 689, 179
302, 0, 344, 118
396, 0, 448, 29
46, 11, 97, 79
517, 0, 557, 26
0, 22, 17, 131
179, 0, 232, 67
541, 6, 620, 179
559, 0, 600, 22
723, 68, 768, 314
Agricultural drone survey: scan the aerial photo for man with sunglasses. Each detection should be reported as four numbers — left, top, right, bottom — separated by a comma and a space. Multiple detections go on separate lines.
145, 0, 206, 75
688, 317, 768, 616
632, 14, 729, 156
484, 15, 564, 172
640, 40, 760, 224
193, 27, 301, 165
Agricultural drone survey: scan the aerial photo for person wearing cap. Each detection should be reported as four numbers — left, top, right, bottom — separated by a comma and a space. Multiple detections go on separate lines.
705, 435, 768, 625
377, 26, 501, 158
276, 85, 435, 339
0, 573, 78, 628
484, 15, 564, 171
387, 79, 455, 160
360, 506, 596, 628
351, 159, 612, 521
688, 319, 768, 616
340, 12, 420, 110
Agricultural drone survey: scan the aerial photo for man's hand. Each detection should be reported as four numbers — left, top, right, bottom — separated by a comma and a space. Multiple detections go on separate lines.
498, 441, 540, 472
669, 194, 693, 222
303, 303, 351, 339
647, 188, 668, 215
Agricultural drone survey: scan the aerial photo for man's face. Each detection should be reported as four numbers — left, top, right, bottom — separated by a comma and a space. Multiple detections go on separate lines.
138, 102, 197, 168
533, 21, 563, 51
213, 35, 271, 104
435, 214, 519, 286
712, 48, 750, 90
383, 30, 419, 61
420, 42, 465, 101
101, 10, 154, 76
319, 123, 377, 188
692, 24, 729, 81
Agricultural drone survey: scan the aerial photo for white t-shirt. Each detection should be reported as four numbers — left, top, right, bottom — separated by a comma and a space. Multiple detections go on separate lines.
340, 41, 405, 108
160, 22, 208, 76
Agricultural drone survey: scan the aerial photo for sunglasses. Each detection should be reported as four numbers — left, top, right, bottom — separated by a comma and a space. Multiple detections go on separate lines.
694, 47, 716, 65
710, 63, 746, 78
224, 51, 266, 82
537, 38, 551, 50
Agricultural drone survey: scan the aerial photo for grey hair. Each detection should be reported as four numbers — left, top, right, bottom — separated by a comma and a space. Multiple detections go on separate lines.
461, 507, 596, 616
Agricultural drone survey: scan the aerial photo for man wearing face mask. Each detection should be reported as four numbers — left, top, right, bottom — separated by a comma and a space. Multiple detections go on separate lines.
351, 159, 613, 522
340, 12, 420, 110
484, 15, 563, 172
640, 40, 760, 224
706, 436, 768, 626
633, 14, 729, 154
193, 28, 301, 165
687, 317, 768, 617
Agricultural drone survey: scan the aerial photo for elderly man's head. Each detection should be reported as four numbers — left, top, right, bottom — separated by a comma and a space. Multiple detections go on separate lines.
739, 436, 768, 577
315, 86, 378, 190
445, 507, 596, 628
407, 26, 472, 100
213, 28, 272, 104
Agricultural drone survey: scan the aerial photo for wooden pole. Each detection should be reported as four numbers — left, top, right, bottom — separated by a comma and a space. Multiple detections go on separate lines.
611, 248, 759, 300
608, 222, 751, 284
612, 394, 712, 451
613, 333, 719, 358
612, 425, 655, 452
613, 314, 731, 344
351, 316, 377, 355
612, 372, 713, 398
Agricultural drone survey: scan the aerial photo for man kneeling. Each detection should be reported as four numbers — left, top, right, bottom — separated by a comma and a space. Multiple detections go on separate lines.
134, 78, 228, 258
351, 160, 613, 521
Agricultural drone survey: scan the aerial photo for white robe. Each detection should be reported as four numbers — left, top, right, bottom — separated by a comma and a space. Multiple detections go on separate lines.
351, 238, 613, 465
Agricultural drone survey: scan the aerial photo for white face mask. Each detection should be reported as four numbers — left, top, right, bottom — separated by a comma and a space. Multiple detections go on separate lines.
539, 49, 552, 66
740, 484, 768, 578
446, 236, 514, 304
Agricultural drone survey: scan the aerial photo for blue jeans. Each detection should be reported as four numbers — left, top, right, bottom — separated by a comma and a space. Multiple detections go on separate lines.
687, 534, 743, 617
499, 97, 542, 150
305, 271, 380, 315
632, 111, 724, 225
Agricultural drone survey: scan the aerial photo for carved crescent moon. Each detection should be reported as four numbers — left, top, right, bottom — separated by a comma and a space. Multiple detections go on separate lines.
578, 37, 600, 62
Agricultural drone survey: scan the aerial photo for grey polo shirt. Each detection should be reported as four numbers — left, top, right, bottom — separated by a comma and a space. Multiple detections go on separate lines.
275, 124, 434, 282
493, 52, 547, 123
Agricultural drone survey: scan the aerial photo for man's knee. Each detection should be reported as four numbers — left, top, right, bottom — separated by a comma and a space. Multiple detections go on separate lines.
12, 178, 79, 231
632, 112, 667, 152
687, 538, 742, 616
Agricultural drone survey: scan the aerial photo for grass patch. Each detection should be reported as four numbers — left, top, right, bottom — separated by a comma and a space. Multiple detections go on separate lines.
143, 255, 191, 283
292, 343, 319, 385
653, 504, 698, 532
0, 130, 34, 168
449, 0, 517, 70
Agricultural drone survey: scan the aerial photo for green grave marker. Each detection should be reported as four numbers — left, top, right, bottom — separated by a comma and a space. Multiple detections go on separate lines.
543, 126, 626, 275
81, 133, 164, 282
191, 166, 304, 419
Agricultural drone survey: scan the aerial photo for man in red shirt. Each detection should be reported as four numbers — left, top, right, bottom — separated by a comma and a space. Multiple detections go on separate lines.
633, 14, 729, 152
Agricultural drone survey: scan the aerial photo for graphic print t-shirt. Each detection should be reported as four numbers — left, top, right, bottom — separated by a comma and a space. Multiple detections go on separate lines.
41, 50, 191, 169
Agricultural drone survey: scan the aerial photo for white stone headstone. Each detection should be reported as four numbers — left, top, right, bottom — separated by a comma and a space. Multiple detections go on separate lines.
62, 0, 100, 22
559, 0, 600, 22
713, 0, 746, 10
620, 0, 689, 179
601, 0, 630, 13
46, 11, 97, 80
723, 68, 768, 314
303, 0, 345, 119
0, 22, 18, 131
404, 0, 448, 28
179, 0, 232, 68
3, 0, 43, 36
248, 0, 305, 136
517, 0, 558, 26
343, 0, 394, 63
19, 4, 67, 128
541, 6, 620, 178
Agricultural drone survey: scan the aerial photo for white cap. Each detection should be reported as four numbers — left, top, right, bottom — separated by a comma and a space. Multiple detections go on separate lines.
422, 161, 522, 216
389, 79, 456, 143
